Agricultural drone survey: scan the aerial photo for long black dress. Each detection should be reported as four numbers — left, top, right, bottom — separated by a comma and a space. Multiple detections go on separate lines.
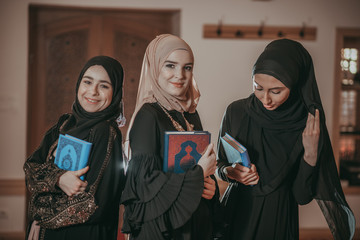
121, 102, 219, 240
24, 114, 125, 240
217, 39, 354, 240
217, 98, 314, 240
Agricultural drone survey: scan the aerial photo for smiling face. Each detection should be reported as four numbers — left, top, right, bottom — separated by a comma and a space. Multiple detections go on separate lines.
158, 49, 193, 99
253, 73, 290, 111
77, 65, 113, 113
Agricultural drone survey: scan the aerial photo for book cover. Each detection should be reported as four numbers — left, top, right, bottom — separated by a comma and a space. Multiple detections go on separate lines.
164, 131, 211, 173
220, 132, 251, 168
54, 134, 92, 180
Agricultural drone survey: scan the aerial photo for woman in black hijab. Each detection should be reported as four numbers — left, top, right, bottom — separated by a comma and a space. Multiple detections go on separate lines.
24, 56, 126, 240
216, 39, 355, 240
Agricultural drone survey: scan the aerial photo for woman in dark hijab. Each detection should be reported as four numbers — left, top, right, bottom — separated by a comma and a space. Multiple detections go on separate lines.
216, 39, 355, 240
24, 56, 126, 240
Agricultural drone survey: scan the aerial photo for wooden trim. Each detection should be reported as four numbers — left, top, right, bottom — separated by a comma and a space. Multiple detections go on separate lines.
300, 228, 360, 240
0, 232, 26, 240
343, 186, 360, 195
0, 179, 26, 196
299, 228, 332, 240
29, 3, 180, 14
203, 24, 316, 40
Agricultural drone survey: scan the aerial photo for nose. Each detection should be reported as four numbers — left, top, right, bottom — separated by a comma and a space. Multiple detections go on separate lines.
89, 85, 99, 95
263, 92, 271, 105
175, 68, 185, 79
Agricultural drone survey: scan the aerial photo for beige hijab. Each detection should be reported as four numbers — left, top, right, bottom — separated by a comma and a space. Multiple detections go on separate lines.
124, 34, 201, 159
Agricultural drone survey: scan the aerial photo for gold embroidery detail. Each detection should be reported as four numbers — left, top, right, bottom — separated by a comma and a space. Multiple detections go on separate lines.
157, 102, 194, 131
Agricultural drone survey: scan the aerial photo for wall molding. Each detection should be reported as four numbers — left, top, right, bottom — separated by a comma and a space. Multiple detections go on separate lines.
0, 179, 26, 196
0, 232, 25, 240
300, 228, 360, 240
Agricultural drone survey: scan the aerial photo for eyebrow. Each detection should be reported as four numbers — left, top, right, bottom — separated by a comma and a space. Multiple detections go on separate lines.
83, 75, 112, 84
164, 60, 193, 65
254, 81, 286, 90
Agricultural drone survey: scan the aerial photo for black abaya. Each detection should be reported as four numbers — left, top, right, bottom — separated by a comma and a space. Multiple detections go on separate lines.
217, 39, 355, 240
121, 103, 219, 240
217, 98, 315, 240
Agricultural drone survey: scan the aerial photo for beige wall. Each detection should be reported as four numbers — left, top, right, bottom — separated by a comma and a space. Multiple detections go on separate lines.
0, 0, 359, 233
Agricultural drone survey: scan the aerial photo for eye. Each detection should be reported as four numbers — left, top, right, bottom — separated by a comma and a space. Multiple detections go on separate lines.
165, 63, 175, 69
100, 84, 111, 89
82, 79, 92, 85
254, 87, 263, 91
184, 65, 193, 71
271, 90, 281, 94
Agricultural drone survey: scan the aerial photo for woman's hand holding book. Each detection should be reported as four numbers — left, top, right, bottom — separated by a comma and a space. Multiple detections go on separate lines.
198, 143, 217, 177
57, 166, 89, 196
225, 163, 259, 185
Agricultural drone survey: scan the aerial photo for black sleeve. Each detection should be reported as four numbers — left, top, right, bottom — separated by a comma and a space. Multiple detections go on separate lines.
292, 158, 316, 205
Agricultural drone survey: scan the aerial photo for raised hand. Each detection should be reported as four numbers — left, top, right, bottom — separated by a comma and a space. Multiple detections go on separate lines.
302, 109, 320, 166
202, 176, 216, 199
197, 143, 217, 177
57, 166, 89, 196
225, 163, 259, 185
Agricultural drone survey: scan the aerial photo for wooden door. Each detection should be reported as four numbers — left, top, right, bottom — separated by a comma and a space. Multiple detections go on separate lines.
28, 5, 179, 154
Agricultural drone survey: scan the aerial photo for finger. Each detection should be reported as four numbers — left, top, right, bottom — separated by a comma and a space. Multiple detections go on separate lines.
75, 166, 89, 177
203, 177, 213, 183
242, 173, 258, 183
202, 193, 212, 199
204, 143, 214, 156
79, 179, 88, 187
202, 187, 213, 194
243, 174, 259, 184
203, 181, 216, 191
34, 225, 40, 239
314, 109, 320, 131
79, 185, 87, 191
29, 224, 34, 239
243, 173, 259, 184
246, 179, 259, 186
308, 112, 315, 130
304, 113, 312, 132
250, 164, 257, 172
212, 143, 217, 153
233, 163, 250, 172
202, 190, 214, 199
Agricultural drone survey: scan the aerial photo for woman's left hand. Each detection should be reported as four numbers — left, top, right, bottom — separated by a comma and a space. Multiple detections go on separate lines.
202, 176, 216, 199
28, 221, 40, 240
302, 109, 320, 166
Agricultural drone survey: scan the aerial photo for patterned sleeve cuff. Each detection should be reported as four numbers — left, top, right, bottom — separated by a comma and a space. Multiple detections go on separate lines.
46, 164, 67, 192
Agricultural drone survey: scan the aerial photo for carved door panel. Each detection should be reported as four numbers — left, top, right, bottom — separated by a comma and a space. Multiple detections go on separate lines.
28, 5, 179, 154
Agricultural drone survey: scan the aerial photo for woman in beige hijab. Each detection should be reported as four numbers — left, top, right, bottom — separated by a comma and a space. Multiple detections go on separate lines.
121, 34, 218, 240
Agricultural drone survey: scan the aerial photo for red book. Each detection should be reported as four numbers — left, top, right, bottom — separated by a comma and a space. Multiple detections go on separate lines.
163, 131, 211, 173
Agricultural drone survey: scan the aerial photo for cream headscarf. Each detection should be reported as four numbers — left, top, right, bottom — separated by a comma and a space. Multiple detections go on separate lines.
124, 34, 201, 159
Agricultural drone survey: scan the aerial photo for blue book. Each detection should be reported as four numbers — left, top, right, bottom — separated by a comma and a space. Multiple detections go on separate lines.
54, 134, 92, 180
163, 131, 211, 173
220, 132, 251, 168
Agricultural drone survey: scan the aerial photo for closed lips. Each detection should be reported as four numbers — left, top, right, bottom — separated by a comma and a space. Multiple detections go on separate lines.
171, 82, 183, 88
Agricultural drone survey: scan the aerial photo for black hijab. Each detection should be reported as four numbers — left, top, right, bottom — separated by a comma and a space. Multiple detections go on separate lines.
249, 39, 355, 239
63, 56, 124, 139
